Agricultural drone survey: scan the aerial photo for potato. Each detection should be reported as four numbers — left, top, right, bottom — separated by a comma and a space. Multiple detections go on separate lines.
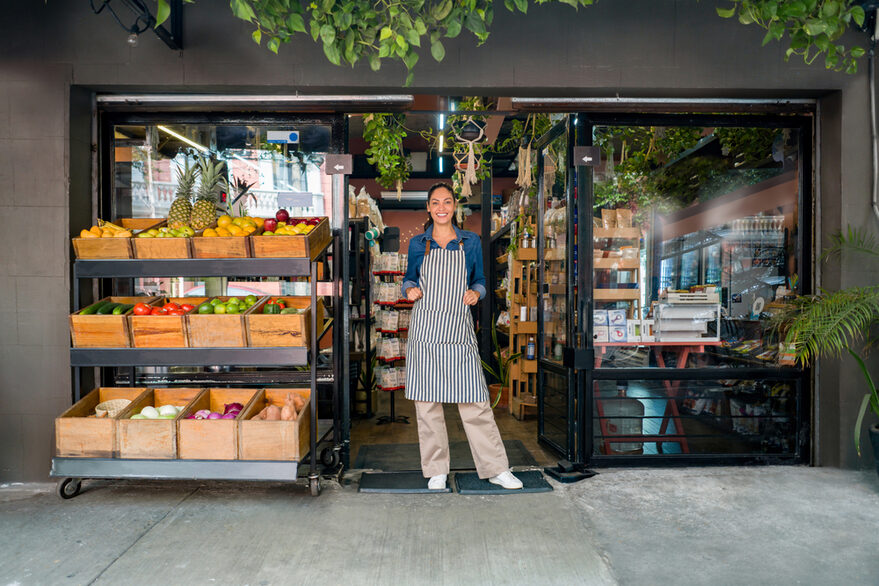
265, 405, 282, 421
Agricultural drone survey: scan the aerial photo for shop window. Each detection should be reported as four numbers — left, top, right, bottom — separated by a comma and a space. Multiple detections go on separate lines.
592, 379, 801, 457
591, 125, 801, 369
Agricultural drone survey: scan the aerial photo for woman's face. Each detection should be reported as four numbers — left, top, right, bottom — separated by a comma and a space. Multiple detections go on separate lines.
428, 187, 456, 227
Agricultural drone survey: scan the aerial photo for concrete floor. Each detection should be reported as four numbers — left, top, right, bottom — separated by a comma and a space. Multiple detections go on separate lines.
1, 466, 878, 585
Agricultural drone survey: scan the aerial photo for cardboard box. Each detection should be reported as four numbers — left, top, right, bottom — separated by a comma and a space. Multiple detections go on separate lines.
626, 320, 641, 343
593, 310, 608, 326
608, 309, 627, 326
640, 319, 656, 342
610, 325, 627, 343
593, 326, 609, 343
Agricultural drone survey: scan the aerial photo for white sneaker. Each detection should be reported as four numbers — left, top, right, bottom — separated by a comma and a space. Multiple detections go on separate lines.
427, 474, 448, 490
488, 470, 524, 490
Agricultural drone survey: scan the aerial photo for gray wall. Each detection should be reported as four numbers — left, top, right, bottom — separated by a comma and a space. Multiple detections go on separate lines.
1, 1, 877, 480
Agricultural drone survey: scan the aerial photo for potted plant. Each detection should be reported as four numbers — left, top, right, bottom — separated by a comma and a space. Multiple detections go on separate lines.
776, 228, 879, 473
481, 321, 522, 409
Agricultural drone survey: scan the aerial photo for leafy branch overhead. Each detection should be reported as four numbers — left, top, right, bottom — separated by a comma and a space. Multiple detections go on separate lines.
155, 0, 868, 81
716, 0, 866, 73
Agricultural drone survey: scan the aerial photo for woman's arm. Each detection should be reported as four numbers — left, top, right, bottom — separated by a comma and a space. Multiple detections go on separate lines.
468, 236, 487, 300
401, 236, 423, 297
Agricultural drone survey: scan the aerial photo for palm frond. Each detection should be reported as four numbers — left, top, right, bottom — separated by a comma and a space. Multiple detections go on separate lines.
781, 286, 879, 365
820, 226, 879, 262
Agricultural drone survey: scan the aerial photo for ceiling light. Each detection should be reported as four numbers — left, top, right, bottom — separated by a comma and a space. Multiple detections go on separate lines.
157, 125, 210, 152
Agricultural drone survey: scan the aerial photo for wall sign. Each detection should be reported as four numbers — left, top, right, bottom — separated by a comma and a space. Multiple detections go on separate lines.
267, 130, 300, 144
325, 154, 353, 175
574, 146, 601, 167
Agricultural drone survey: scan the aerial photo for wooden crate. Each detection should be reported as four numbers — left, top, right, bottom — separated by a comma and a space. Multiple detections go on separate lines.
129, 297, 209, 348
251, 217, 331, 260
238, 388, 311, 461
177, 388, 260, 460
246, 296, 322, 347
187, 296, 264, 348
116, 388, 203, 459
133, 235, 193, 259
69, 296, 160, 348
72, 218, 163, 259
191, 230, 259, 259
55, 387, 149, 457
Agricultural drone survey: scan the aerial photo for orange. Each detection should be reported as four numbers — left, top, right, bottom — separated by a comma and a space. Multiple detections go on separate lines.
252, 217, 265, 228
203, 228, 218, 237
228, 225, 244, 236
216, 226, 232, 237
217, 215, 233, 227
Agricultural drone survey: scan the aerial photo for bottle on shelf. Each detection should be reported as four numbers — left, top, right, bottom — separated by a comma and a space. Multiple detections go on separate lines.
526, 335, 536, 360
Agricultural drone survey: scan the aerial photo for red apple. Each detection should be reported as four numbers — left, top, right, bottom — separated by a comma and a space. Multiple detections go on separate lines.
275, 209, 290, 223
263, 218, 278, 232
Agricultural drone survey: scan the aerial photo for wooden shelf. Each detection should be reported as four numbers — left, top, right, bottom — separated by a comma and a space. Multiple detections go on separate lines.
593, 257, 639, 270
594, 288, 641, 300
593, 227, 640, 239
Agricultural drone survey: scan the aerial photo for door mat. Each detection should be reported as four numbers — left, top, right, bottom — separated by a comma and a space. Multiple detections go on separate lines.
353, 440, 537, 471
358, 471, 451, 493
454, 470, 553, 495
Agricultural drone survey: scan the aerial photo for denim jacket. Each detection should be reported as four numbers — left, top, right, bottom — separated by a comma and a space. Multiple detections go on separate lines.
401, 224, 487, 299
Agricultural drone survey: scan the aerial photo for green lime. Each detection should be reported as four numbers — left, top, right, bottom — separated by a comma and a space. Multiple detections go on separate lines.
226, 304, 240, 314
245, 294, 258, 304
213, 304, 226, 314
210, 298, 222, 306
227, 297, 241, 305
197, 303, 213, 314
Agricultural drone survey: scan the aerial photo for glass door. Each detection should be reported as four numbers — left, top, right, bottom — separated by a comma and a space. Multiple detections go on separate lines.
536, 118, 577, 460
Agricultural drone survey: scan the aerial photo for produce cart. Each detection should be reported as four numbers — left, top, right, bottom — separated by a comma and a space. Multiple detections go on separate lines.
53, 241, 340, 497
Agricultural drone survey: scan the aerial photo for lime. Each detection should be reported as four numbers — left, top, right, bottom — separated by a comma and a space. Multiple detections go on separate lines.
210, 298, 222, 306
227, 297, 241, 305
213, 304, 226, 314
245, 294, 258, 304
197, 303, 213, 314
225, 304, 240, 314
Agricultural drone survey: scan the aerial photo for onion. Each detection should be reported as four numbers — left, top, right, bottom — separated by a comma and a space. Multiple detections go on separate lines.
223, 402, 244, 415
207, 412, 222, 420
220, 413, 236, 419
194, 409, 211, 420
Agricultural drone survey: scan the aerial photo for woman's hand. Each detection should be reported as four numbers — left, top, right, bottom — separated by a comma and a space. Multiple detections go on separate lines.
406, 287, 423, 302
462, 289, 480, 306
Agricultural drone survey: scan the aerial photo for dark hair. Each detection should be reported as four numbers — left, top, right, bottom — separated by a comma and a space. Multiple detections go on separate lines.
423, 182, 460, 231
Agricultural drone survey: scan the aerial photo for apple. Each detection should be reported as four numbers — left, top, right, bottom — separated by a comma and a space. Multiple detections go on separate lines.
276, 209, 290, 223
263, 218, 278, 232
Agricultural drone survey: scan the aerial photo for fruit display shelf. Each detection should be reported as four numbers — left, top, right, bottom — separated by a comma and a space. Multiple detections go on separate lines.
64, 238, 336, 497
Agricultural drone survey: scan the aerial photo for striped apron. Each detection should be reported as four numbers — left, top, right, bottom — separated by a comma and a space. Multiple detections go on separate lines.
405, 238, 489, 403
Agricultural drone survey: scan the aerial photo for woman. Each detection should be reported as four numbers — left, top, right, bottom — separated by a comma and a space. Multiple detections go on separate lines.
402, 183, 523, 490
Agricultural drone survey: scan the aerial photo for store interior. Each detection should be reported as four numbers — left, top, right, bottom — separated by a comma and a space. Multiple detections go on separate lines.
98, 96, 807, 472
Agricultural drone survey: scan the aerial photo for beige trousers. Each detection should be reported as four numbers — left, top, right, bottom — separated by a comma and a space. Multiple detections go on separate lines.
414, 400, 509, 479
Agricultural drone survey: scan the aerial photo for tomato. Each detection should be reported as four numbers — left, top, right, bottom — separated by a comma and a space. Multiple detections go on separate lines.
169, 309, 186, 316
180, 304, 195, 312
163, 302, 180, 311
276, 301, 286, 309
150, 307, 168, 315
133, 302, 152, 316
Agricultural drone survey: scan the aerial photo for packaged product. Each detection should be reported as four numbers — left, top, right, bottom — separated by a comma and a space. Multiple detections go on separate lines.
601, 209, 616, 229
615, 208, 633, 228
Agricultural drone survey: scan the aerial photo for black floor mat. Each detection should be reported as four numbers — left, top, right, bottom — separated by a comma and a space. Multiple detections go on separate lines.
358, 471, 451, 493
454, 470, 553, 494
353, 440, 538, 471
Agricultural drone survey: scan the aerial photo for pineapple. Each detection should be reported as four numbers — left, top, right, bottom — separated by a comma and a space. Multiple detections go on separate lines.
168, 158, 198, 228
191, 156, 227, 230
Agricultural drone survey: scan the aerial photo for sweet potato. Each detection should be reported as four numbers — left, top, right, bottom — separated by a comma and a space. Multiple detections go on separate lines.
292, 393, 306, 412
265, 405, 282, 421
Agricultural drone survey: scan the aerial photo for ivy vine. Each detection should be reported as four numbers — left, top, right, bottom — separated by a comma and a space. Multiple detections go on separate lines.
716, 0, 866, 73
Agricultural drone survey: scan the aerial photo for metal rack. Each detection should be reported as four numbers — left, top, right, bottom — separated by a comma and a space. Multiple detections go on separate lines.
54, 240, 339, 498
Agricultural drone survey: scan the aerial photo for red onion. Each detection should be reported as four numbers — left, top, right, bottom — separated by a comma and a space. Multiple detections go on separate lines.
223, 403, 244, 415
220, 413, 237, 419
207, 412, 222, 420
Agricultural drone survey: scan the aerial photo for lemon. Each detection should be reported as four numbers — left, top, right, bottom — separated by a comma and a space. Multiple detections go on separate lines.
228, 225, 244, 236
217, 215, 233, 227
203, 228, 218, 237
216, 226, 232, 237
231, 217, 245, 227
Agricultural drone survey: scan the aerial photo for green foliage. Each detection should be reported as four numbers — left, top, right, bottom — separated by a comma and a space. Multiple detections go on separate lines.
362, 113, 411, 190
773, 228, 879, 456
716, 0, 867, 73
715, 127, 781, 165
481, 321, 522, 408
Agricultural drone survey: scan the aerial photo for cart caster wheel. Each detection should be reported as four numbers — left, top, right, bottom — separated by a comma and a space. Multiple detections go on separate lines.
320, 447, 340, 468
309, 476, 321, 497
57, 478, 82, 500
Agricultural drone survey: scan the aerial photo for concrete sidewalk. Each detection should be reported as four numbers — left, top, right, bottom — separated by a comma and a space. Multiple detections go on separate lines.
1, 467, 877, 585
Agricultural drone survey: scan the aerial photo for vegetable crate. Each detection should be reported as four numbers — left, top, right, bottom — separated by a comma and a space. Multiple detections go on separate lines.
116, 388, 203, 459
72, 218, 163, 259
177, 389, 260, 460
132, 227, 193, 259
246, 296, 321, 347
187, 296, 264, 348
55, 387, 149, 457
129, 297, 209, 348
69, 296, 160, 348
251, 217, 331, 260
238, 388, 311, 461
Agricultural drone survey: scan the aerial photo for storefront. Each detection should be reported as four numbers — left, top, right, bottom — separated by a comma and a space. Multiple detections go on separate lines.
2, 1, 876, 483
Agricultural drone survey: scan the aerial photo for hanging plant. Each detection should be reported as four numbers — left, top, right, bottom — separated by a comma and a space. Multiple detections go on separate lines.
362, 113, 411, 199
716, 0, 866, 73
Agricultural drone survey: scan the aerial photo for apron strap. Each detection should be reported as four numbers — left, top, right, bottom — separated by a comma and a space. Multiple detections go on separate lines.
424, 239, 431, 257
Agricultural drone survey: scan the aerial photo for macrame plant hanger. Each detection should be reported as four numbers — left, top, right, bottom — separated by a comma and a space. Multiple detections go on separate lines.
453, 115, 485, 201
